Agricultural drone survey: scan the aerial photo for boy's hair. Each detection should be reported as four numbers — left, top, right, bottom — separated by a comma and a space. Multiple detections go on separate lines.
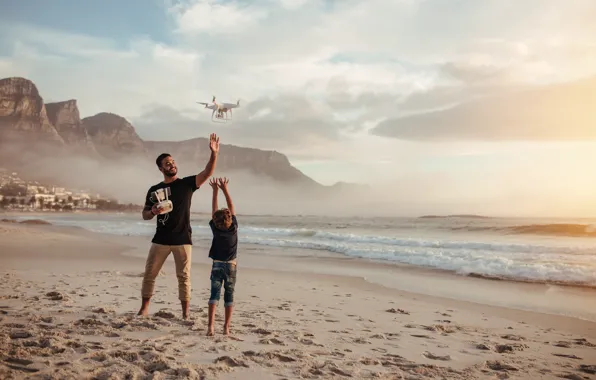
213, 208, 233, 230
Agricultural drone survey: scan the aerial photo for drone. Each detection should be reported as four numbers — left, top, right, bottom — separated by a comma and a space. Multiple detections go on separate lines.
197, 96, 240, 123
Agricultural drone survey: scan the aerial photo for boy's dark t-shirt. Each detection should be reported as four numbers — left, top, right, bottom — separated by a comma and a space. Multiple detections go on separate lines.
144, 175, 198, 245
209, 215, 238, 261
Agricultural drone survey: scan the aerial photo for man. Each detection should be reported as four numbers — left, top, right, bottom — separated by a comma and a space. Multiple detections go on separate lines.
138, 133, 220, 320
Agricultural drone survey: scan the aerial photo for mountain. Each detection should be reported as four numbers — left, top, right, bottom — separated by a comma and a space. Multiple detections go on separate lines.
144, 138, 320, 186
83, 112, 147, 158
45, 99, 98, 155
0, 77, 64, 144
0, 76, 320, 189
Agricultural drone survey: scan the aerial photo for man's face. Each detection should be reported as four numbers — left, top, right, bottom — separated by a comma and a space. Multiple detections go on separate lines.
160, 156, 178, 177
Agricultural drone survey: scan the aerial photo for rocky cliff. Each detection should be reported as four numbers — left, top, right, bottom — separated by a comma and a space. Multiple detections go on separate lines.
82, 112, 147, 158
0, 77, 64, 144
45, 99, 98, 155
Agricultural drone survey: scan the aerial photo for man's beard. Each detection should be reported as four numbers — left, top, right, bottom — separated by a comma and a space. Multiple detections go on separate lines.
164, 169, 177, 177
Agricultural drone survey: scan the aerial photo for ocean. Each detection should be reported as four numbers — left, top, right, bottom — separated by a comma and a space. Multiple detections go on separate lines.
10, 212, 596, 288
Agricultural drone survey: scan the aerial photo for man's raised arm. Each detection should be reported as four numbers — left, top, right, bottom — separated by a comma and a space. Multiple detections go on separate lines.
195, 133, 220, 188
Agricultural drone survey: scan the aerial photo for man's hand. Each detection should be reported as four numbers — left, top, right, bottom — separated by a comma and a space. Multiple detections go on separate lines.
209, 133, 220, 153
151, 204, 163, 215
217, 177, 229, 191
142, 203, 161, 220
209, 177, 218, 191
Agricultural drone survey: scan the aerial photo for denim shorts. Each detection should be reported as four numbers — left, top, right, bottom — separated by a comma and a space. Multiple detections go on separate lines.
208, 261, 237, 306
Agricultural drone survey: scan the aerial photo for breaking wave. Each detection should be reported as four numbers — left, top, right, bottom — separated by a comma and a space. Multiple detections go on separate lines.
13, 214, 596, 288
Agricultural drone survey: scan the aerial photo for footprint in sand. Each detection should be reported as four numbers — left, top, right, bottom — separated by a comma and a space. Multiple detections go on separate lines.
423, 351, 451, 361
259, 337, 286, 345
552, 353, 582, 360
501, 334, 525, 341
411, 334, 434, 340
386, 308, 410, 315
214, 355, 249, 368
252, 328, 273, 336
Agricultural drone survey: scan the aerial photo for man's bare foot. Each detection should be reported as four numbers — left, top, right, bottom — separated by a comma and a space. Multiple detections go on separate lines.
181, 300, 190, 320
207, 325, 214, 336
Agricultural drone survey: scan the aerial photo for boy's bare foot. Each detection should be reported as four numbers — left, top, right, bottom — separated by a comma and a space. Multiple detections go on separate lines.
137, 297, 151, 316
223, 305, 233, 336
207, 303, 216, 336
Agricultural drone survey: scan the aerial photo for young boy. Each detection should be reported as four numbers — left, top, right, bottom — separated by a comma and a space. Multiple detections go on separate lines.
207, 176, 238, 336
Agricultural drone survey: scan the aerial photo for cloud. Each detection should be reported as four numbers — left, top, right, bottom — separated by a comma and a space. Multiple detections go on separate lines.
132, 92, 345, 154
3, 1, 596, 128
3, 0, 596, 194
168, 0, 268, 36
0, 23, 204, 118
371, 75, 596, 141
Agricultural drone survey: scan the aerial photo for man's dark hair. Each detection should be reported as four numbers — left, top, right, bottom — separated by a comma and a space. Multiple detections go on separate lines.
156, 153, 171, 168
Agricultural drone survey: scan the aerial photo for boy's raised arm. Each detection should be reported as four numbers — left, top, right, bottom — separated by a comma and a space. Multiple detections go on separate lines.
208, 177, 218, 217
218, 177, 235, 216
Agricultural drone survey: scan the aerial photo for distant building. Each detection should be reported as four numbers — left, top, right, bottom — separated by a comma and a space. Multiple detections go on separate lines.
0, 171, 117, 210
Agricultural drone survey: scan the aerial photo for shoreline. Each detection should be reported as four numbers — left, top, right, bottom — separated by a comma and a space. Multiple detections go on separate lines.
3, 216, 596, 323
4, 218, 596, 323
2, 221, 596, 379
5, 208, 596, 220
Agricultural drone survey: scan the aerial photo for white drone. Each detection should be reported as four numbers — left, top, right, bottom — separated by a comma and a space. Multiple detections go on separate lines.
197, 96, 240, 123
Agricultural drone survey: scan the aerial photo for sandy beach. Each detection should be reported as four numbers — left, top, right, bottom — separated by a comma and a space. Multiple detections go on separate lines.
1, 218, 596, 379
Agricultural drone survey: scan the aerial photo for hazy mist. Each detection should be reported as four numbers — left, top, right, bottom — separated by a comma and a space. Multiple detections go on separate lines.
4, 138, 596, 219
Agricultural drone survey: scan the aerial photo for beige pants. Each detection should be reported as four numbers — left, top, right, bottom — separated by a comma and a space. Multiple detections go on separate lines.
141, 243, 192, 301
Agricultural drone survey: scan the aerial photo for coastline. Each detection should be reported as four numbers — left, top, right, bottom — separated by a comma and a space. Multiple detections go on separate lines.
4, 213, 596, 322
1, 220, 596, 379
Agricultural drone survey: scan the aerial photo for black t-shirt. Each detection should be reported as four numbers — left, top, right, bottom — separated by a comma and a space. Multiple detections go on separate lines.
144, 175, 198, 245
209, 215, 238, 261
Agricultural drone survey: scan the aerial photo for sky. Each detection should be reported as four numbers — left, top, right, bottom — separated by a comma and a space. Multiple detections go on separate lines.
1, 0, 596, 217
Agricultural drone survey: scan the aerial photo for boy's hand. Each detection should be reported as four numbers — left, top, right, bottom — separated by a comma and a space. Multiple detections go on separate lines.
217, 177, 229, 190
209, 177, 218, 190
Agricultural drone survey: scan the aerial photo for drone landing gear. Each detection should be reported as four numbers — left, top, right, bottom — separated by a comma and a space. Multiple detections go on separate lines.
211, 110, 232, 124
